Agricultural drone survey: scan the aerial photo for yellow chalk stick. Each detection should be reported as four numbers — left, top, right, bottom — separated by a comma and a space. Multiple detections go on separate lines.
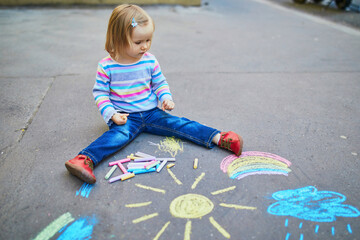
193, 158, 198, 169
127, 154, 141, 160
167, 163, 175, 169
121, 172, 135, 181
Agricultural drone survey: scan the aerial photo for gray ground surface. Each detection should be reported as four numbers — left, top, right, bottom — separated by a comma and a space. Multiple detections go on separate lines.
264, 0, 360, 29
0, 0, 359, 239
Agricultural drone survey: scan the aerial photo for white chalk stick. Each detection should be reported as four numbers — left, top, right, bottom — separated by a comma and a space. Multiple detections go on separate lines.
156, 160, 168, 173
134, 152, 155, 158
157, 158, 176, 162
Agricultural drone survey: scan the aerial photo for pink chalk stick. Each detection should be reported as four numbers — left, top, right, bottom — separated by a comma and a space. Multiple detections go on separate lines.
134, 156, 156, 162
144, 160, 157, 168
109, 158, 131, 166
127, 162, 147, 168
117, 162, 128, 174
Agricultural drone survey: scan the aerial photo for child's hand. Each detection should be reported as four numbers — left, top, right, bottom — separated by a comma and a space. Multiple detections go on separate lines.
111, 113, 129, 125
162, 100, 175, 111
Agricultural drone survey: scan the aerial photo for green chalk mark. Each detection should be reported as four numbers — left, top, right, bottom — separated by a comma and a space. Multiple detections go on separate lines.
33, 212, 74, 240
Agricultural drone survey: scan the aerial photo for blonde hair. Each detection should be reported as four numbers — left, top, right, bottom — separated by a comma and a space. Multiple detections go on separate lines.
105, 4, 154, 59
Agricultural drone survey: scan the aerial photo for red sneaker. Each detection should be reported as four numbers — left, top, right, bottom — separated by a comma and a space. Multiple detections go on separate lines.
219, 131, 243, 156
65, 155, 96, 184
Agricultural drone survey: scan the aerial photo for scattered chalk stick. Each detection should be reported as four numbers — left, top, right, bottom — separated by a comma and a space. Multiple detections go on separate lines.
127, 166, 146, 171
144, 160, 157, 167
121, 172, 135, 181
193, 158, 198, 169
146, 161, 160, 170
167, 163, 175, 169
135, 152, 155, 158
105, 165, 117, 180
117, 162, 128, 174
109, 172, 131, 183
109, 158, 131, 166
130, 168, 156, 174
127, 162, 148, 168
157, 160, 168, 173
157, 158, 176, 162
127, 154, 141, 160
134, 156, 156, 162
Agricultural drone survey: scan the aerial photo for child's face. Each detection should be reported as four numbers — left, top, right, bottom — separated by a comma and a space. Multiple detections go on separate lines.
125, 21, 154, 63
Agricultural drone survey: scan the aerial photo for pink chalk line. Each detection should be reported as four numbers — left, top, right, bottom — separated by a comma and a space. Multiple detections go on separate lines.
220, 155, 239, 173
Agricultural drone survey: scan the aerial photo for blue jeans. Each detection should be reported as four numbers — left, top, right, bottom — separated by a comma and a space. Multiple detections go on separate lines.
80, 108, 220, 166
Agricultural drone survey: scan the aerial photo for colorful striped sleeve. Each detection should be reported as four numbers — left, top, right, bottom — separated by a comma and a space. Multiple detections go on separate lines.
151, 59, 172, 103
93, 63, 117, 125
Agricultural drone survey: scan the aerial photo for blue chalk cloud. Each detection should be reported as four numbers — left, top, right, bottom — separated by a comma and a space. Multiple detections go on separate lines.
267, 186, 360, 222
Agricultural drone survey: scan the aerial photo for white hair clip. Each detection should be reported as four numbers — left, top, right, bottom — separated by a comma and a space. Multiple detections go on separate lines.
131, 18, 138, 27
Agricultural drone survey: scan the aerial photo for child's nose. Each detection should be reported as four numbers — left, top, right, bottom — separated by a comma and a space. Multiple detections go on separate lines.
141, 42, 149, 50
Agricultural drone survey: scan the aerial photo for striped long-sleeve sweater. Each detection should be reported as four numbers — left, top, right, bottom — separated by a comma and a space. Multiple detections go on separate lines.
93, 52, 173, 126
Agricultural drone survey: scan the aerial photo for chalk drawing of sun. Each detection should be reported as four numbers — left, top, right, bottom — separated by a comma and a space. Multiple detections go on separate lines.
125, 171, 257, 240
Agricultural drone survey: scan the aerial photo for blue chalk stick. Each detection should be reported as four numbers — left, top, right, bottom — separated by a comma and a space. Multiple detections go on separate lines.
129, 168, 156, 174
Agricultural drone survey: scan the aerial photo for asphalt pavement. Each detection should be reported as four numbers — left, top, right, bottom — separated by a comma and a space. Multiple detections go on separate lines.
0, 0, 360, 239
265, 0, 360, 29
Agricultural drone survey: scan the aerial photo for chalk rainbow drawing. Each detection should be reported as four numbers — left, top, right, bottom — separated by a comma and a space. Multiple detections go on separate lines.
33, 213, 98, 240
220, 151, 292, 180
33, 212, 74, 240
267, 186, 360, 222
57, 214, 98, 240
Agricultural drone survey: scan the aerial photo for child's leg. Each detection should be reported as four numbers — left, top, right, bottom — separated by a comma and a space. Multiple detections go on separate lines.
79, 114, 144, 166
65, 113, 144, 183
144, 108, 243, 155
144, 108, 220, 148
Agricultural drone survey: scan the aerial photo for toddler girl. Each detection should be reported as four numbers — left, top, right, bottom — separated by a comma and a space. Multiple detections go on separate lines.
65, 4, 243, 184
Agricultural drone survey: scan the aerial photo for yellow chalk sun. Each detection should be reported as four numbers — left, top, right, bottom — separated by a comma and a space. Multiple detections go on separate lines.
170, 193, 214, 219
127, 172, 257, 240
